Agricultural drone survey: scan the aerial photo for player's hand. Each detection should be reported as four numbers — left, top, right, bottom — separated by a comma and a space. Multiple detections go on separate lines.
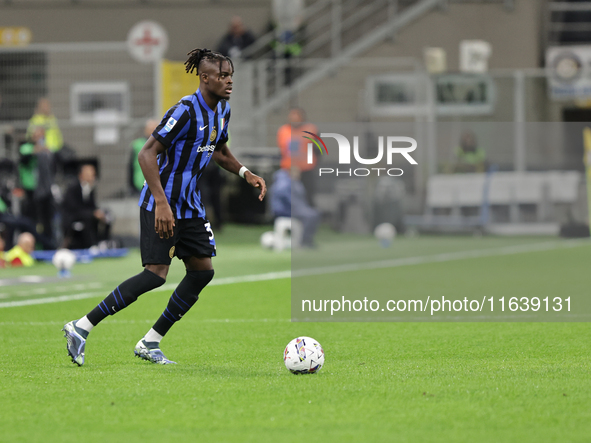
245, 171, 267, 201
155, 201, 175, 239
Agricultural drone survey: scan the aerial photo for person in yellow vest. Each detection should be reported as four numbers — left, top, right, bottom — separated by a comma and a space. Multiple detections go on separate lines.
5, 232, 35, 267
453, 130, 486, 173
27, 97, 63, 153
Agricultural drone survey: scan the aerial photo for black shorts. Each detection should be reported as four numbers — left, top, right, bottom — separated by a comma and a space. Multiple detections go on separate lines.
140, 208, 216, 266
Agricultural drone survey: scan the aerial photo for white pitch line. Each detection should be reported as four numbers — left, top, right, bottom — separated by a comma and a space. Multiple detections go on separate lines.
0, 292, 103, 308
1, 313, 588, 325
159, 270, 292, 292
0, 239, 588, 309
0, 318, 291, 327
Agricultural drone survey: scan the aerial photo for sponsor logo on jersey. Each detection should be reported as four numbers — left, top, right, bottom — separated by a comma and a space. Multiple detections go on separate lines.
196, 145, 216, 153
164, 117, 177, 132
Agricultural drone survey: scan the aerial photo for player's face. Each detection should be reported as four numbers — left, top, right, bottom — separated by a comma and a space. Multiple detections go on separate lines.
203, 61, 233, 100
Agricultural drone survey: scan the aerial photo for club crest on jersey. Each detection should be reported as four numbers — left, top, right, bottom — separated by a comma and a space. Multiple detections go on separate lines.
164, 117, 177, 132
210, 128, 217, 142
169, 246, 175, 258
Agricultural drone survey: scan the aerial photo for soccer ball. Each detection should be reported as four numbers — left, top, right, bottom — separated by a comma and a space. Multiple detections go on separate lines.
374, 222, 396, 248
260, 231, 275, 249
283, 337, 325, 374
52, 249, 76, 277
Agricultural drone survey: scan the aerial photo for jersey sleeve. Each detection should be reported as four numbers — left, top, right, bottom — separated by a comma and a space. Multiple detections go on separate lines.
153, 104, 191, 148
217, 107, 231, 146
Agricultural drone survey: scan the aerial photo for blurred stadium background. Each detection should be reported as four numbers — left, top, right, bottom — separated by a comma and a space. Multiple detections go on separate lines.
1, 0, 591, 249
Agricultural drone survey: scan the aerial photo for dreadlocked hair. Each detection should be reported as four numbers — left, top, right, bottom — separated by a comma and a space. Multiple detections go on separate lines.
184, 48, 234, 76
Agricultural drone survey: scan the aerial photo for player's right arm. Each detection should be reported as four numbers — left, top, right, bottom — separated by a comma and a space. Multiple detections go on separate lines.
138, 136, 175, 239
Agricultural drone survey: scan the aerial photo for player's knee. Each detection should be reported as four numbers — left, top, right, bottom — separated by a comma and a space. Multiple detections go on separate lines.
184, 256, 213, 272
186, 268, 215, 284
145, 264, 170, 281
204, 268, 215, 284
183, 269, 214, 304
186, 269, 215, 291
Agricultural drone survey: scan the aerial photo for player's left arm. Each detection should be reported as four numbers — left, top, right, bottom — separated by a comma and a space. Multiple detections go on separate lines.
213, 142, 266, 201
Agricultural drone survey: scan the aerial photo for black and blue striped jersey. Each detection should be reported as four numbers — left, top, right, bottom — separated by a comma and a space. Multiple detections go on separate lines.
138, 89, 230, 220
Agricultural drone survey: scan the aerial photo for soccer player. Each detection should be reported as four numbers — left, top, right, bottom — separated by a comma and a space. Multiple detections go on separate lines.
62, 48, 266, 366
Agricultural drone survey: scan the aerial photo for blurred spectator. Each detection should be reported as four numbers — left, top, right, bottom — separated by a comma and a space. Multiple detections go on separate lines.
272, 0, 304, 55
270, 168, 319, 248
62, 164, 111, 249
216, 16, 256, 60
5, 232, 35, 267
129, 119, 159, 194
271, 0, 304, 85
277, 107, 318, 206
0, 193, 55, 251
27, 97, 63, 152
18, 126, 56, 245
453, 131, 486, 173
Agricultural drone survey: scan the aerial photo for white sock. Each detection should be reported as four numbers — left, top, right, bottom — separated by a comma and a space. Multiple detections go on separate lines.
76, 316, 94, 333
144, 328, 163, 344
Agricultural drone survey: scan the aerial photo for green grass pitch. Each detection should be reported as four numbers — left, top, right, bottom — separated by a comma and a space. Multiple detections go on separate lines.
1, 226, 590, 442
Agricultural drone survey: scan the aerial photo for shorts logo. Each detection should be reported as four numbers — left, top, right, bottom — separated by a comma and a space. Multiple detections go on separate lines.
164, 117, 177, 132
169, 246, 175, 259
209, 128, 217, 142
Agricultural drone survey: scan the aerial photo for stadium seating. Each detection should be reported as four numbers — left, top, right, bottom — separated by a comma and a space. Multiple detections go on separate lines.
406, 171, 582, 234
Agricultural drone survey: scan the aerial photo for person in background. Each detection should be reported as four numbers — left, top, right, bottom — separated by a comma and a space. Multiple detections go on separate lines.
453, 130, 486, 173
271, 0, 304, 83
62, 163, 110, 249
0, 193, 55, 251
27, 97, 63, 153
270, 167, 319, 248
272, 0, 304, 47
276, 107, 318, 206
18, 126, 56, 246
5, 232, 35, 267
18, 127, 41, 221
216, 16, 256, 60
130, 119, 159, 194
